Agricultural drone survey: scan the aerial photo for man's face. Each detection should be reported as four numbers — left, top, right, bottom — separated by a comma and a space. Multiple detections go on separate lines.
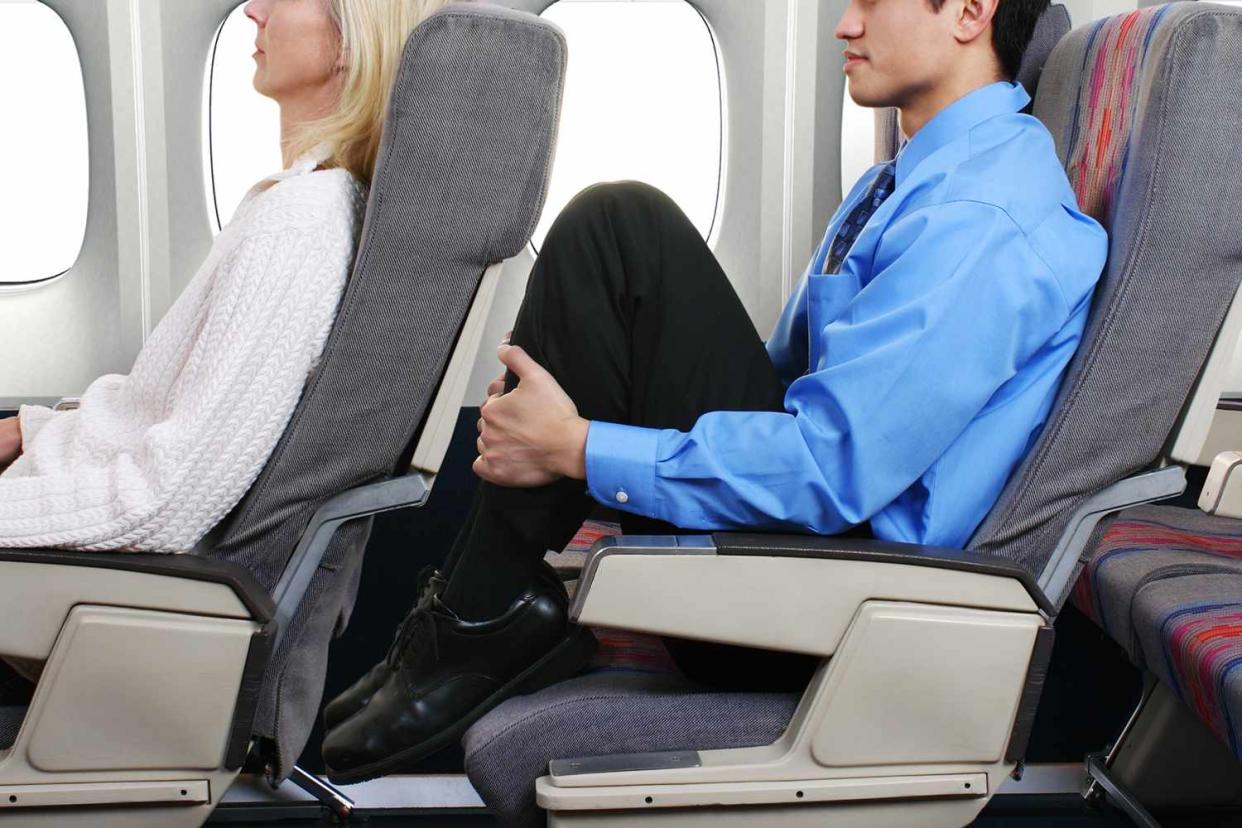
835, 0, 961, 109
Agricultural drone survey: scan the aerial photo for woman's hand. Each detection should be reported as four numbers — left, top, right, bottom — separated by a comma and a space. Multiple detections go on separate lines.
473, 344, 588, 488
0, 418, 22, 472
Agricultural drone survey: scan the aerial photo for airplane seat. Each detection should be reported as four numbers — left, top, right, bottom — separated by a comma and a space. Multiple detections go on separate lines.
874, 2, 1072, 162
463, 4, 1242, 827
0, 4, 565, 826
1073, 506, 1242, 815
970, 0, 1242, 600
1042, 6, 1242, 815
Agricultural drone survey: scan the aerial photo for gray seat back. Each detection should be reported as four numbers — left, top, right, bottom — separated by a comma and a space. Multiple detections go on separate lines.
1016, 3, 1072, 98
874, 3, 1071, 161
202, 4, 566, 775
968, 3, 1242, 605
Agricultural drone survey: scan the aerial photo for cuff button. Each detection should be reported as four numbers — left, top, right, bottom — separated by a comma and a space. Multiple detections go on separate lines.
615, 490, 630, 504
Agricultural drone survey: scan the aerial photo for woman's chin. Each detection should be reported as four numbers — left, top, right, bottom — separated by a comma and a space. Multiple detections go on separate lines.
251, 73, 273, 100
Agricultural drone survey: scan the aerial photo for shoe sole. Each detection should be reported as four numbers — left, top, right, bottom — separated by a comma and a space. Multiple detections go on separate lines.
324, 626, 597, 785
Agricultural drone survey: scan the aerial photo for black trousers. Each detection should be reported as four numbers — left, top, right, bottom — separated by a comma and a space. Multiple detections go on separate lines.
440, 182, 817, 692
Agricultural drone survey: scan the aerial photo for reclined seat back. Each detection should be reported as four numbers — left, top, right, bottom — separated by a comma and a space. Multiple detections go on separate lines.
201, 4, 566, 775
968, 2, 1242, 607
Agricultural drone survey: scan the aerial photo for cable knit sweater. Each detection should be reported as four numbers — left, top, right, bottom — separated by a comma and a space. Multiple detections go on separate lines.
0, 149, 367, 552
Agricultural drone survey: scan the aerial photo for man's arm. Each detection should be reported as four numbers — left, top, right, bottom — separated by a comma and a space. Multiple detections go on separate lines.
478, 201, 1081, 544
765, 275, 811, 388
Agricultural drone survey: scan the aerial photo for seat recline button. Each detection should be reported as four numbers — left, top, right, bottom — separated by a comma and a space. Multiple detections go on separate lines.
615, 490, 630, 504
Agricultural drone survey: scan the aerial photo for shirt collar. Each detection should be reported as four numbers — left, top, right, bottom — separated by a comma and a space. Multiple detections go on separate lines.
894, 81, 1030, 185
235, 144, 334, 216
285, 142, 333, 176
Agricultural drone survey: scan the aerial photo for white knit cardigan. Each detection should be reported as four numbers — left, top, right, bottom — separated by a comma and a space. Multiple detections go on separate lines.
0, 150, 367, 552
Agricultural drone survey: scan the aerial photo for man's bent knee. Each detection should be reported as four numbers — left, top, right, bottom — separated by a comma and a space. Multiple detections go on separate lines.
550, 181, 686, 241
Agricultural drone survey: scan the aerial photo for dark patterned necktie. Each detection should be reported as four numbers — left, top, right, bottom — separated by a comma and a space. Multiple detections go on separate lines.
823, 162, 896, 274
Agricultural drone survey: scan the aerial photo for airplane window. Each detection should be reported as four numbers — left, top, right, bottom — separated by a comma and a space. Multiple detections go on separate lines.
204, 3, 282, 231
534, 0, 723, 250
0, 2, 88, 286
841, 94, 878, 201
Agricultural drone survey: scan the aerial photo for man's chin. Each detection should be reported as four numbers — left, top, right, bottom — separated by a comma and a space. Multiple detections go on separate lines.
846, 82, 894, 110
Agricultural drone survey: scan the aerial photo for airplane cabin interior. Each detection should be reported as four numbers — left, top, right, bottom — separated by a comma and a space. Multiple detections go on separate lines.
1, 0, 1242, 826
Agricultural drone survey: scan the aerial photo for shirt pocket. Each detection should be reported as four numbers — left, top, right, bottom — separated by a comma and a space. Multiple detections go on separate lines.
805, 271, 863, 367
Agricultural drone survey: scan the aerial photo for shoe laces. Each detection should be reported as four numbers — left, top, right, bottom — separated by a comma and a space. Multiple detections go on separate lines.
386, 608, 432, 667
383, 569, 445, 666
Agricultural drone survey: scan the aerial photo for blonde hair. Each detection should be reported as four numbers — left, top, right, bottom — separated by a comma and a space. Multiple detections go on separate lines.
287, 0, 455, 185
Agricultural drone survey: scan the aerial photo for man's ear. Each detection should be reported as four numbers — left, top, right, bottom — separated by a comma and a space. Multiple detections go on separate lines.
953, 0, 999, 45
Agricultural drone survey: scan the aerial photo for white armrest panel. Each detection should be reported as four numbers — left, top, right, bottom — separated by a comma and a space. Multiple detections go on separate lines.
572, 540, 1040, 657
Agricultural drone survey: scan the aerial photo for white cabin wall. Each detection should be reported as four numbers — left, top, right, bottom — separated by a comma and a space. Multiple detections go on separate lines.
156, 1, 238, 309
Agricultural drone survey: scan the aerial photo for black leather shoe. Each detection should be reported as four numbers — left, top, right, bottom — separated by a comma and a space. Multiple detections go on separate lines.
321, 579, 595, 783
322, 566, 448, 731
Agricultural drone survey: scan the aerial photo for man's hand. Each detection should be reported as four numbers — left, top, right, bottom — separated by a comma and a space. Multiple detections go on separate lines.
474, 344, 588, 487
0, 417, 22, 473
483, 330, 513, 402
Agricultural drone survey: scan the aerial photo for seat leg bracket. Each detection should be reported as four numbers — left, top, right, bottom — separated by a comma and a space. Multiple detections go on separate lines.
289, 765, 354, 819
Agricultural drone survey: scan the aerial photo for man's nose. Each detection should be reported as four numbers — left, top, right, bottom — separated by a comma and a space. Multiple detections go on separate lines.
834, 5, 864, 41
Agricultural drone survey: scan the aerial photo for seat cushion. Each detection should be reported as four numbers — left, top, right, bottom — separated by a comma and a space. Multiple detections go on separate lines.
1076, 504, 1242, 757
463, 672, 799, 828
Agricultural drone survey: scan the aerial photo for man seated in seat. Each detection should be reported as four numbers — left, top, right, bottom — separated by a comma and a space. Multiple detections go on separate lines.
321, 0, 1106, 779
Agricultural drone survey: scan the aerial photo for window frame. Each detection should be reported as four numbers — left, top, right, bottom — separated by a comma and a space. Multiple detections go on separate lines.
0, 0, 91, 289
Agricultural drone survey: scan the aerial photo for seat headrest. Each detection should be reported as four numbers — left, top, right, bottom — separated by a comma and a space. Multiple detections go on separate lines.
1015, 3, 1072, 98
367, 2, 567, 264
1049, 6, 1178, 228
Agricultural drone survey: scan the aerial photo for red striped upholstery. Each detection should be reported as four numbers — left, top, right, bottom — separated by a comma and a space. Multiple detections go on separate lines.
1077, 506, 1242, 757
561, 520, 680, 676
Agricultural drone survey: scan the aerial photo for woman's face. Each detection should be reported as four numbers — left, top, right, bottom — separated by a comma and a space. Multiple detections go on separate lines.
245, 0, 342, 105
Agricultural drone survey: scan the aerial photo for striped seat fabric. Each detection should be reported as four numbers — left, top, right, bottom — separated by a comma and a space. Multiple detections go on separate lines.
1057, 0, 1242, 764
1076, 505, 1242, 759
554, 519, 679, 676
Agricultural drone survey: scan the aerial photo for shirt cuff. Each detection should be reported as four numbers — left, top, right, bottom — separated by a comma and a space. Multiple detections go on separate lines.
585, 420, 660, 517
17, 404, 56, 449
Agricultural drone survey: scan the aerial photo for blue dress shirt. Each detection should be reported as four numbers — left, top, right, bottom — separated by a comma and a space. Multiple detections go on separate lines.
584, 82, 1107, 548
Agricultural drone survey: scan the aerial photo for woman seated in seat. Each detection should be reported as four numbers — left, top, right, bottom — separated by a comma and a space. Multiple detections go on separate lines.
0, 0, 450, 551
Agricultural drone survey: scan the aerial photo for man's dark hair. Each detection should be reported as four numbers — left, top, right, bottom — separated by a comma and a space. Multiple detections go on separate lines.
927, 0, 1051, 80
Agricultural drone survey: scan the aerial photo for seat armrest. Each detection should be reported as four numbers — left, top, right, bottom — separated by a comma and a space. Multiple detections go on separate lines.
0, 549, 275, 773
570, 535, 1047, 657
711, 532, 1054, 614
1199, 449, 1242, 517
0, 548, 273, 622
